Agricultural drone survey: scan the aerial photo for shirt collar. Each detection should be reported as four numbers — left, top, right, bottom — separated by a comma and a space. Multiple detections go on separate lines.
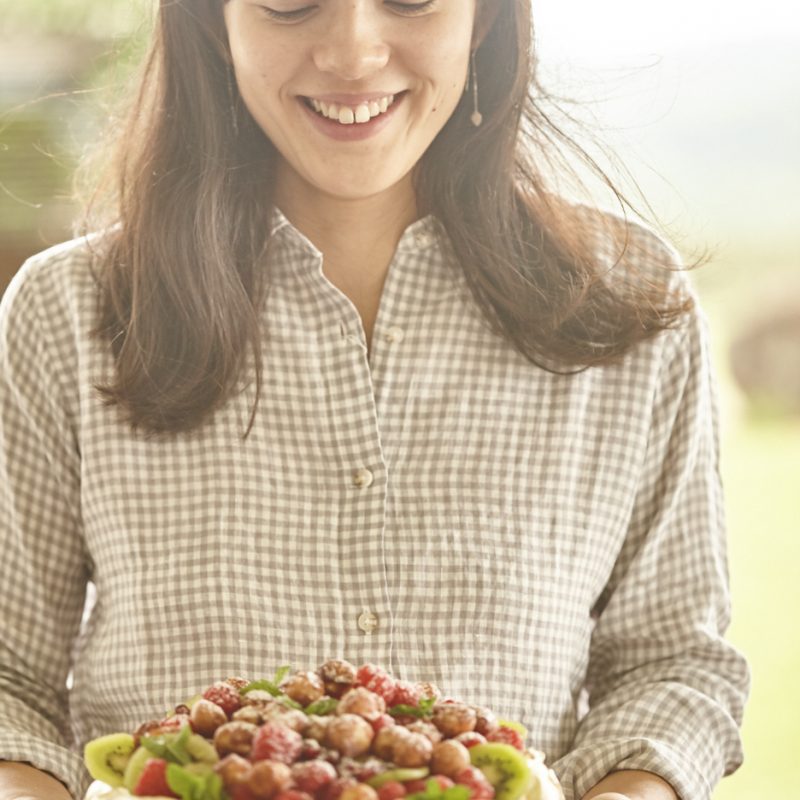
266, 204, 447, 282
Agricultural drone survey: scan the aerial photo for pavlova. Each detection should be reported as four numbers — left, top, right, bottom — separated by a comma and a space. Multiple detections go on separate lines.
84, 660, 564, 800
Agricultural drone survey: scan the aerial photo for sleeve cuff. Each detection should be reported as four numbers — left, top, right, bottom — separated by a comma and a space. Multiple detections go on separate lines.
0, 729, 92, 800
550, 736, 713, 800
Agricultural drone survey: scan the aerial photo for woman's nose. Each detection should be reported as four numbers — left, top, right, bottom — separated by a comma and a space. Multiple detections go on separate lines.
311, 4, 390, 81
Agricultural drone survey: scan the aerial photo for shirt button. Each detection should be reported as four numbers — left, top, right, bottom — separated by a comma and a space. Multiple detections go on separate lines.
414, 231, 434, 248
384, 326, 405, 344
357, 611, 379, 634
352, 468, 374, 488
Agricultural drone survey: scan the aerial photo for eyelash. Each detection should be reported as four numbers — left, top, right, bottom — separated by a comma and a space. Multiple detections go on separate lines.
258, 1, 437, 21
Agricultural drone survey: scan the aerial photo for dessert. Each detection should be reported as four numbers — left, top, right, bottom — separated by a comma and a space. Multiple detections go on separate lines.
83, 661, 564, 800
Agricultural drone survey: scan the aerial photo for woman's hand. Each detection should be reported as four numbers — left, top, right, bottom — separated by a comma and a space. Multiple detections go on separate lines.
0, 762, 73, 800
579, 769, 678, 800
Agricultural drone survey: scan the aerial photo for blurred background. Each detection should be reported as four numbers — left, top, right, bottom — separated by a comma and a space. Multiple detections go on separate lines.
1, 0, 798, 797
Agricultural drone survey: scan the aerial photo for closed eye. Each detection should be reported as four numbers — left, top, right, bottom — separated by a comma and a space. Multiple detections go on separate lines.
258, 0, 438, 21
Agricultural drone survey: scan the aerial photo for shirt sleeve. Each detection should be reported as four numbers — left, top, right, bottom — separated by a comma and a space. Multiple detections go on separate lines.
0, 256, 93, 799
551, 287, 751, 800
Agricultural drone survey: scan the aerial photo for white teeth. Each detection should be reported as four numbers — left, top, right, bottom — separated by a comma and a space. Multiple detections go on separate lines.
308, 94, 396, 124
354, 104, 371, 123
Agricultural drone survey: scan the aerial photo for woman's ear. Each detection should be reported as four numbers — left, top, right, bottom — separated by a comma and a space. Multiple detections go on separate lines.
472, 0, 502, 48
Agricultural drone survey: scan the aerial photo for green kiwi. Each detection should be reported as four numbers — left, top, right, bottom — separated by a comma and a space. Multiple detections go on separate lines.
186, 733, 219, 764
84, 733, 136, 787
122, 745, 152, 792
468, 743, 532, 800
366, 767, 430, 789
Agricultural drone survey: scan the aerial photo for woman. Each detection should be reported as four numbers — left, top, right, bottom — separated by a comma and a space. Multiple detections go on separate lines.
0, 1, 749, 799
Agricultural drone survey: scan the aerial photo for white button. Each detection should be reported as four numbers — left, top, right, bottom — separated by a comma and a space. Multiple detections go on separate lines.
352, 468, 374, 488
357, 611, 378, 634
384, 326, 405, 344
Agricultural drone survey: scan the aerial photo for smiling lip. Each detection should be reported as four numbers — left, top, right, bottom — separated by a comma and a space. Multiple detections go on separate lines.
299, 90, 407, 142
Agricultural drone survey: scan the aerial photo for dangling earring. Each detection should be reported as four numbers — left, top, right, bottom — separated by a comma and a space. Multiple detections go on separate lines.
227, 67, 240, 136
469, 50, 483, 127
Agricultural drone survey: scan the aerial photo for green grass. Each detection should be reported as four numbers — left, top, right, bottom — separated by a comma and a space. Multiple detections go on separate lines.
698, 286, 800, 798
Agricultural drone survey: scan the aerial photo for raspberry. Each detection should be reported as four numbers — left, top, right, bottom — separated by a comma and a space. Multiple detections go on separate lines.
390, 680, 422, 708
453, 731, 486, 749
251, 721, 304, 764
486, 726, 525, 751
204, 681, 243, 717
134, 758, 178, 798
290, 759, 337, 793
371, 714, 396, 734
403, 780, 428, 793
454, 767, 495, 800
355, 664, 396, 704
378, 782, 407, 800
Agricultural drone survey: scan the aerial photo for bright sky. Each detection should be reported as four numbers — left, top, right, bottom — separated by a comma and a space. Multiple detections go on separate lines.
534, 0, 800, 62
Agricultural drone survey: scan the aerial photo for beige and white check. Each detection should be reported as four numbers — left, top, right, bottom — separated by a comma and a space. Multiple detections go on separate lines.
0, 207, 749, 800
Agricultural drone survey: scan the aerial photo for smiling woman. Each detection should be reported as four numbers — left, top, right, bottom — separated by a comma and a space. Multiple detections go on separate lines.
0, 1, 749, 800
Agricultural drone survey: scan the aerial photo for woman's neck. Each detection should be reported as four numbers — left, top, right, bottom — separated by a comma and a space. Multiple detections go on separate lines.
273, 169, 420, 284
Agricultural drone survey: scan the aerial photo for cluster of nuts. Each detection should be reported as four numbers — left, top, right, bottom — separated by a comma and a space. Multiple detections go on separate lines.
137, 659, 521, 800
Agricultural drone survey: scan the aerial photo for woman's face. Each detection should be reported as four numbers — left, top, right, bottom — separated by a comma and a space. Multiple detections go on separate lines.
223, 0, 478, 205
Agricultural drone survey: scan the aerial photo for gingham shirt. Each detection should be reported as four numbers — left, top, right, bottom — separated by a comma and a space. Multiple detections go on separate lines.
0, 207, 749, 800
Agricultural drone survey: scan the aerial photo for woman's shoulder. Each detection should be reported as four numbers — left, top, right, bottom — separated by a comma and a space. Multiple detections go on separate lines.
0, 233, 110, 369
1, 233, 106, 323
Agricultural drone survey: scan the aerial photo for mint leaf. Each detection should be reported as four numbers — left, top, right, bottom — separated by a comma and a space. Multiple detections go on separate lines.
141, 724, 192, 765
273, 665, 292, 685
388, 696, 436, 719
305, 697, 339, 716
240, 679, 282, 697
276, 694, 304, 710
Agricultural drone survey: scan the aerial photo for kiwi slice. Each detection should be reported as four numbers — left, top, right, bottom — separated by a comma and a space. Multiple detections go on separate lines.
186, 733, 219, 764
84, 733, 136, 787
122, 745, 152, 791
468, 743, 532, 800
366, 767, 430, 789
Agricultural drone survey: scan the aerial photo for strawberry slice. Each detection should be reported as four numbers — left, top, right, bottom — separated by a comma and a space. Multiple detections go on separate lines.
133, 757, 179, 797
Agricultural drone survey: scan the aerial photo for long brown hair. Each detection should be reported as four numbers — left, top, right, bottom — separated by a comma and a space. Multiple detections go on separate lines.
84, 0, 697, 438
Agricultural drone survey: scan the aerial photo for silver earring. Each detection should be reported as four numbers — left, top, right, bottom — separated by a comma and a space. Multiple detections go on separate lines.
227, 68, 240, 135
469, 50, 482, 127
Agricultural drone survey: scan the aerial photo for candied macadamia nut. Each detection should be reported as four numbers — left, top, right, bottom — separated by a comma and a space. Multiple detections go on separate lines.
336, 687, 386, 721
391, 729, 433, 768
325, 714, 375, 757
213, 720, 258, 757
247, 759, 293, 799
430, 739, 472, 779
190, 698, 228, 736
432, 703, 477, 737
282, 670, 326, 706
319, 659, 357, 698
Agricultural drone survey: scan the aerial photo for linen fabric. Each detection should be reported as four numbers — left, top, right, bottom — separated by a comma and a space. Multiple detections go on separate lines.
0, 208, 749, 800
